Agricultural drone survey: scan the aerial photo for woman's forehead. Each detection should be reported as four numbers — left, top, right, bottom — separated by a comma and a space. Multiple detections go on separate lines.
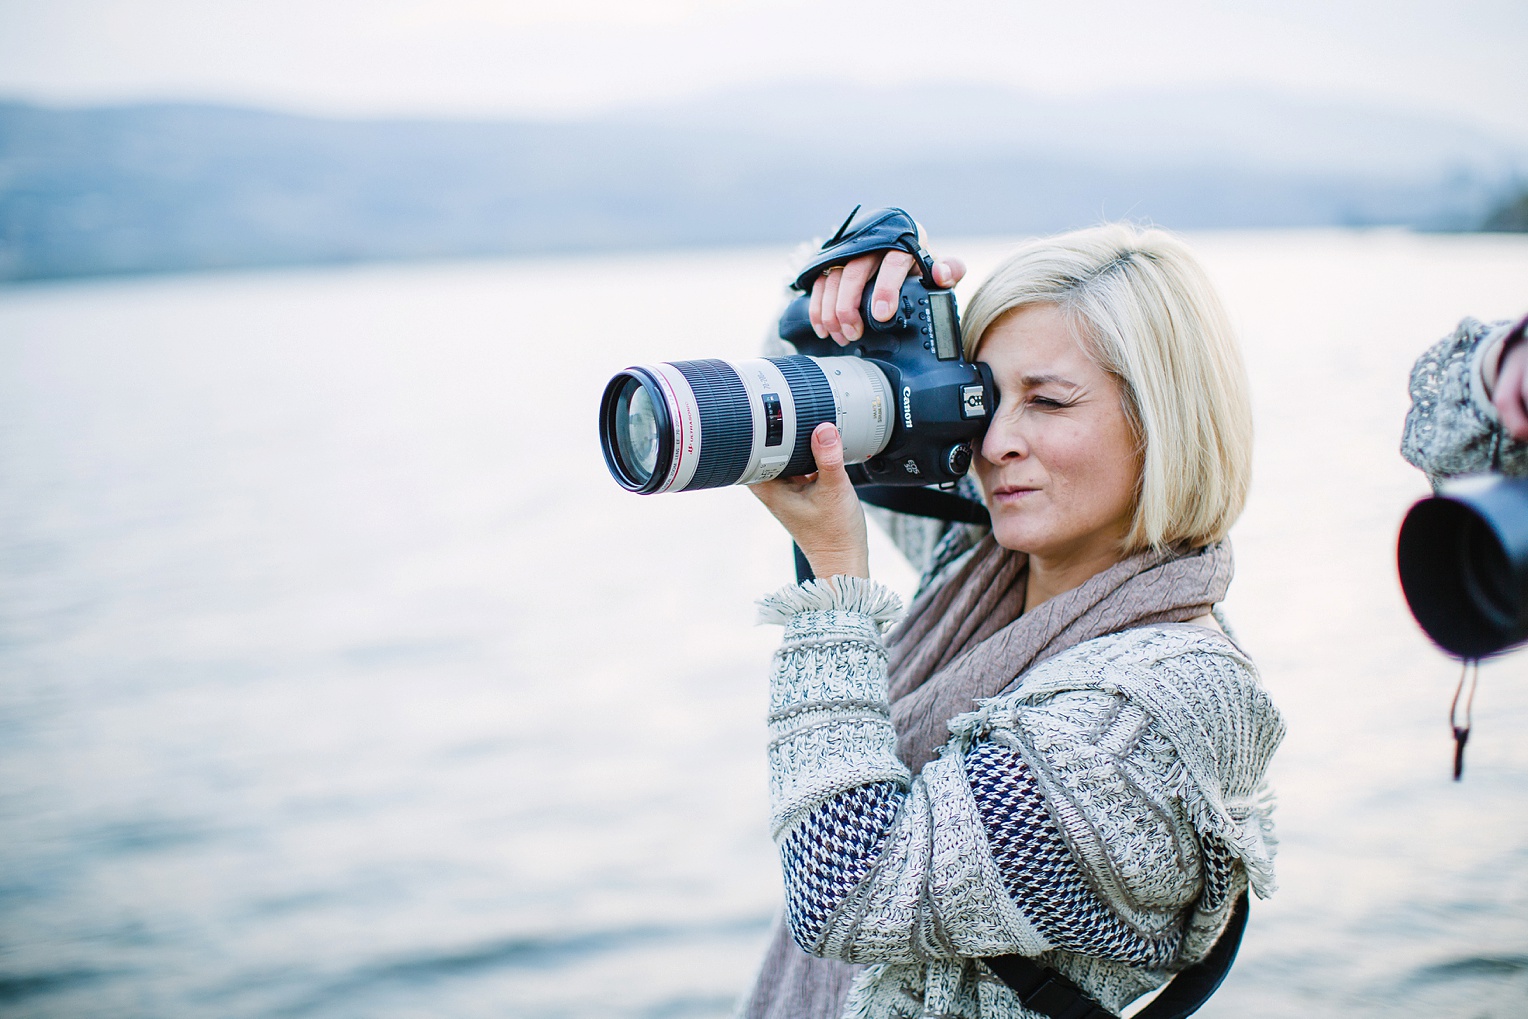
980, 305, 1104, 380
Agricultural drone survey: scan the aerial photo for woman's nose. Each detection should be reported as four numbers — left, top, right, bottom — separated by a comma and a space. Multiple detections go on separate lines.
980, 412, 1028, 464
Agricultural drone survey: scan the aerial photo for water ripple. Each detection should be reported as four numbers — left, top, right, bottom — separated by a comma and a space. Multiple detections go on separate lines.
271, 915, 772, 1016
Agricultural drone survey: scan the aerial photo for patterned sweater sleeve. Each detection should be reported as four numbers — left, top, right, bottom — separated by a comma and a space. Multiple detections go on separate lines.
759, 580, 1219, 968
1402, 316, 1528, 485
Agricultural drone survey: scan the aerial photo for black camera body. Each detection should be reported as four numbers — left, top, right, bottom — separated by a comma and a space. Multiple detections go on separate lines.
778, 275, 994, 487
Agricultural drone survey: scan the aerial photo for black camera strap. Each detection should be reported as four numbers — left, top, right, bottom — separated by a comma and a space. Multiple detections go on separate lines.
984, 891, 1250, 1019
856, 484, 992, 527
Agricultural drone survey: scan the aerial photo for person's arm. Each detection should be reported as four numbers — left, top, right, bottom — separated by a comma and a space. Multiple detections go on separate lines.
1402, 316, 1528, 485
760, 585, 1213, 968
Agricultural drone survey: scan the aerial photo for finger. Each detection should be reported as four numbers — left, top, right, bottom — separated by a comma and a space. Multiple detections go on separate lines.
932, 256, 967, 289
835, 255, 877, 342
808, 276, 827, 338
1497, 345, 1528, 440
811, 422, 849, 482
869, 250, 916, 322
819, 268, 844, 343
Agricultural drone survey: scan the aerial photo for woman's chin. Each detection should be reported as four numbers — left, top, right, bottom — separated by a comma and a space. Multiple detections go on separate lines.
990, 518, 1044, 555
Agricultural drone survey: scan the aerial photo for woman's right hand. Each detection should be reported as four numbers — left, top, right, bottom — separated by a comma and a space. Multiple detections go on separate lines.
810, 250, 966, 345
751, 422, 870, 580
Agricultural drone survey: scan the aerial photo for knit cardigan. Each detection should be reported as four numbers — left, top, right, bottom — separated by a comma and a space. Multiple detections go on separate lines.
750, 558, 1284, 1018
1402, 316, 1528, 484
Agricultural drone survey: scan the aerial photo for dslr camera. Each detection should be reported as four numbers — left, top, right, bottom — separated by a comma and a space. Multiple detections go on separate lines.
1398, 313, 1528, 658
599, 208, 994, 500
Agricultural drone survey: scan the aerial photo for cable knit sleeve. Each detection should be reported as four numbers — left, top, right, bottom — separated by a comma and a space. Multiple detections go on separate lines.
1402, 316, 1528, 485
757, 584, 1262, 975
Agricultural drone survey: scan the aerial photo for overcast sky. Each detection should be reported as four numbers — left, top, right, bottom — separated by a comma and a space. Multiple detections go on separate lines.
2, 0, 1525, 138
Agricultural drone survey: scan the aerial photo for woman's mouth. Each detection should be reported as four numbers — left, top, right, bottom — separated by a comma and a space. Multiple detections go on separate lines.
989, 484, 1039, 505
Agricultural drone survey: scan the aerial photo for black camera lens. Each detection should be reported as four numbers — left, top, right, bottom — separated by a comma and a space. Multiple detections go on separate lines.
1398, 475, 1528, 658
1461, 513, 1516, 628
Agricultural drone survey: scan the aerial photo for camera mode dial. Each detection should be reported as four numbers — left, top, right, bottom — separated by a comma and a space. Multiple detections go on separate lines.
945, 443, 973, 476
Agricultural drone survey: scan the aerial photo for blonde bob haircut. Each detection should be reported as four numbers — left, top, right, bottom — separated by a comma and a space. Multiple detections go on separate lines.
960, 223, 1252, 554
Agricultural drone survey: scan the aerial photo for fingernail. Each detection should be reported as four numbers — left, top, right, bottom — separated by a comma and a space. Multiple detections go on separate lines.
873, 300, 891, 321
843, 321, 860, 341
819, 424, 839, 445
934, 261, 949, 285
812, 322, 826, 338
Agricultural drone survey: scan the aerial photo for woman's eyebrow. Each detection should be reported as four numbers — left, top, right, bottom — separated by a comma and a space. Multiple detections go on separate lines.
1020, 372, 1078, 388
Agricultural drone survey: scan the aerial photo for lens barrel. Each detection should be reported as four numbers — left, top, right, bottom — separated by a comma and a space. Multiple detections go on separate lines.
599, 355, 893, 494
1397, 474, 1528, 658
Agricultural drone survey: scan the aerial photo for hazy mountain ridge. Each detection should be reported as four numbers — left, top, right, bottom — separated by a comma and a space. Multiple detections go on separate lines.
1, 84, 1523, 282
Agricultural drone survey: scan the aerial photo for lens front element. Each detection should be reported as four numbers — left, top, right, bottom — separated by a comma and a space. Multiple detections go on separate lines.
616, 379, 659, 483
599, 369, 675, 493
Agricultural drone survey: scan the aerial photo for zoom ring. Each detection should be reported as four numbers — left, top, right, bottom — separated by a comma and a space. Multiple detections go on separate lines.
674, 359, 754, 491
771, 356, 838, 477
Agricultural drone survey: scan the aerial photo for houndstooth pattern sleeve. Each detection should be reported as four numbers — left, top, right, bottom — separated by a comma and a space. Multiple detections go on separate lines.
1402, 316, 1528, 485
773, 739, 1201, 965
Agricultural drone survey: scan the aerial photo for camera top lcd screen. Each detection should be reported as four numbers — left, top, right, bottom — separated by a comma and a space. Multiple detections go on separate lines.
929, 292, 960, 361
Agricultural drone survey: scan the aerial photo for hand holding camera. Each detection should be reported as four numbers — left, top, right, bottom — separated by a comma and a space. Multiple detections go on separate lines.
808, 248, 966, 345
750, 422, 871, 580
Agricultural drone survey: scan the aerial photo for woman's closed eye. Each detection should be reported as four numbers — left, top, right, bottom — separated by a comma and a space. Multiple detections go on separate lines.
988, 388, 1076, 413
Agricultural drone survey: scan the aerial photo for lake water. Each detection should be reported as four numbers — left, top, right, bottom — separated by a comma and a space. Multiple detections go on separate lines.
1, 231, 1526, 1018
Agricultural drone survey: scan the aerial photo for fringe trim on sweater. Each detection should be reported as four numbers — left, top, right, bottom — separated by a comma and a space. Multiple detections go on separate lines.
758, 577, 905, 632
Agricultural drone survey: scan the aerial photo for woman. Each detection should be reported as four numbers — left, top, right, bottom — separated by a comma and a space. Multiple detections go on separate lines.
741, 223, 1285, 1019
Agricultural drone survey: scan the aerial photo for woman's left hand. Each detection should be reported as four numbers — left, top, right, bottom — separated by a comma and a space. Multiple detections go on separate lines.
811, 251, 966, 345
751, 423, 870, 579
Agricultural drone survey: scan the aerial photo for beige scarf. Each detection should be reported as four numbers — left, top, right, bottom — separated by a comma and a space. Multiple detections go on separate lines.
741, 535, 1234, 1019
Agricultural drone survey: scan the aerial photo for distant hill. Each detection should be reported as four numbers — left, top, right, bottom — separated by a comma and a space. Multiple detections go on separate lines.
1481, 188, 1528, 231
2, 84, 1525, 282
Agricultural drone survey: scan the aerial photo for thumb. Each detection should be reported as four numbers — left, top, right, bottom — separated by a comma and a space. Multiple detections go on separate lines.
933, 257, 966, 289
811, 422, 848, 478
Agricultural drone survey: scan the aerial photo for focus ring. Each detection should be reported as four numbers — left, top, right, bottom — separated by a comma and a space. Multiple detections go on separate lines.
674, 359, 753, 491
772, 356, 837, 477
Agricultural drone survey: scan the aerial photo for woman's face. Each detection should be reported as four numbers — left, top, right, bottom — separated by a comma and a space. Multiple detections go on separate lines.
973, 303, 1142, 568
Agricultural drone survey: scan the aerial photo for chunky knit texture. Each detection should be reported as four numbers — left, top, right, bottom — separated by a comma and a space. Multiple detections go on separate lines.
1402, 316, 1528, 484
749, 578, 1284, 1019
